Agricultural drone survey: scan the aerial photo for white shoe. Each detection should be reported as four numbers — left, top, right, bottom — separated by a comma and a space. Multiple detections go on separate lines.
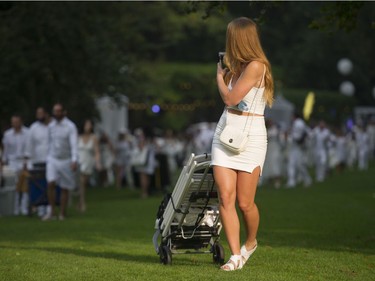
41, 214, 56, 221
241, 240, 257, 266
20, 192, 29, 216
304, 179, 312, 187
37, 206, 45, 217
220, 255, 243, 271
21, 208, 28, 216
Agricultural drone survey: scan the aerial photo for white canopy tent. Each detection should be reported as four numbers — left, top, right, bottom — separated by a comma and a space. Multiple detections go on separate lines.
265, 95, 295, 131
95, 95, 129, 142
354, 106, 375, 125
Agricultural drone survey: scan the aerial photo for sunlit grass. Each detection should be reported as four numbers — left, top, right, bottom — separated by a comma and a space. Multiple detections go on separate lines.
0, 163, 374, 281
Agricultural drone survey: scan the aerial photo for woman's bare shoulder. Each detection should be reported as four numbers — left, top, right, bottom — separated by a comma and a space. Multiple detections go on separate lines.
246, 61, 265, 73
242, 61, 265, 79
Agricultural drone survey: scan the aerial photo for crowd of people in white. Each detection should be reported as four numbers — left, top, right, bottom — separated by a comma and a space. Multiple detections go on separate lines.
0, 104, 215, 219
1, 103, 374, 220
262, 113, 375, 188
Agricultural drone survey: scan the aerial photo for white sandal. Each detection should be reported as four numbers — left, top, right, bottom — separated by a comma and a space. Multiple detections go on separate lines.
241, 240, 257, 265
220, 255, 243, 271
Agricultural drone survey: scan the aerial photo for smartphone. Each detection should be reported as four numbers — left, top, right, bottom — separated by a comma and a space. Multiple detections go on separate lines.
218, 52, 226, 69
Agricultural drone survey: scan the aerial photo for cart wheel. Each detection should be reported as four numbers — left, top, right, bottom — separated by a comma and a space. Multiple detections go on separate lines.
159, 245, 172, 265
212, 243, 225, 264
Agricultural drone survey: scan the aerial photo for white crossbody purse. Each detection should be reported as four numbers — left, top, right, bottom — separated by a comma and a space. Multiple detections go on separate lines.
219, 70, 264, 154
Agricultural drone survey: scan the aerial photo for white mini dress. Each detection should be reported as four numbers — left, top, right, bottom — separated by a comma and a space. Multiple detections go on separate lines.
211, 80, 268, 175
78, 137, 95, 175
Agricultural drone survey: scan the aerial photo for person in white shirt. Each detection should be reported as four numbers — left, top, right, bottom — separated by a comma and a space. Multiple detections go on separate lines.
286, 113, 312, 188
346, 131, 357, 169
332, 128, 347, 172
311, 121, 331, 182
26, 107, 52, 217
114, 129, 132, 190
356, 124, 370, 171
262, 120, 283, 188
98, 131, 115, 187
131, 129, 156, 198
27, 107, 51, 166
78, 119, 101, 212
1, 114, 30, 215
42, 103, 78, 221
367, 117, 375, 160
194, 123, 214, 155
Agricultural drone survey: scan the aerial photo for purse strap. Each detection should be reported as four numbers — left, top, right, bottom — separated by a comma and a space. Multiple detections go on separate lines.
243, 65, 266, 137
225, 64, 266, 136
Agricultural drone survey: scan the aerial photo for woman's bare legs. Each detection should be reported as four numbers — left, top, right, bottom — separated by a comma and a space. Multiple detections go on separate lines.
79, 174, 88, 212
140, 172, 149, 198
213, 166, 241, 255
115, 165, 124, 190
237, 166, 261, 250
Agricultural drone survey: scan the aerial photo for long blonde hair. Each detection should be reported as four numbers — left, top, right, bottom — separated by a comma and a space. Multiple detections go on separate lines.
224, 17, 274, 106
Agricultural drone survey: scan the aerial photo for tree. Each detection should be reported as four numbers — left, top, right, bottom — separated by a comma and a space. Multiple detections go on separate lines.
182, 1, 375, 106
0, 2, 373, 133
0, 2, 181, 129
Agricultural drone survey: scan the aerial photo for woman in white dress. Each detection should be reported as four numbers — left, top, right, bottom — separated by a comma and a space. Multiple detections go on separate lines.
346, 131, 357, 169
333, 128, 347, 172
131, 130, 156, 198
115, 130, 133, 189
98, 132, 115, 186
262, 120, 283, 188
356, 125, 370, 170
78, 120, 101, 212
211, 17, 274, 271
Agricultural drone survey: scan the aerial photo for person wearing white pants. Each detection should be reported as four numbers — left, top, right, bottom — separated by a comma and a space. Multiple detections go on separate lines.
42, 103, 78, 221
286, 114, 312, 188
356, 125, 370, 171
1, 114, 30, 215
311, 121, 331, 182
26, 107, 52, 217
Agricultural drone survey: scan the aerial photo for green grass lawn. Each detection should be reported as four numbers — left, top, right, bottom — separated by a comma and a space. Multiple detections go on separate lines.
0, 164, 374, 281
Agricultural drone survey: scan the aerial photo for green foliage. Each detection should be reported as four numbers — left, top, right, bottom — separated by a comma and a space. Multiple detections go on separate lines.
0, 2, 373, 132
130, 62, 356, 130
251, 2, 375, 106
0, 163, 374, 280
129, 63, 221, 131
310, 2, 365, 33
0, 3, 135, 127
161, 9, 229, 62
0, 2, 180, 129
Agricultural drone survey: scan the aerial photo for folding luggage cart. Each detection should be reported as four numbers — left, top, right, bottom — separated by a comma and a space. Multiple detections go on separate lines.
152, 153, 225, 265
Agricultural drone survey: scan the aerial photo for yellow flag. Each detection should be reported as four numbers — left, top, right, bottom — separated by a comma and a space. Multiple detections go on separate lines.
303, 92, 315, 121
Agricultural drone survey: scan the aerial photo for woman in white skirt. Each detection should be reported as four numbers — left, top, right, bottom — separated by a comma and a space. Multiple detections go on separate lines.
211, 17, 274, 271
78, 119, 101, 212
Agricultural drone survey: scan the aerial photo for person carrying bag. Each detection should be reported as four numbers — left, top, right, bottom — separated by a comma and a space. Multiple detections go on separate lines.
219, 70, 265, 153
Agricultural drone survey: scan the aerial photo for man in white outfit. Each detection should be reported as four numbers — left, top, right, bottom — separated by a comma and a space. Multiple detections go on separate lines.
311, 121, 331, 182
356, 124, 370, 171
42, 103, 78, 221
26, 107, 52, 216
27, 107, 51, 166
194, 123, 214, 155
367, 117, 375, 160
286, 113, 312, 188
1, 115, 30, 215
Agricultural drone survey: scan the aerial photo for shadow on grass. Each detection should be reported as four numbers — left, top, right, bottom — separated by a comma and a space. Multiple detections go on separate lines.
0, 245, 212, 266
1, 163, 374, 263
0, 244, 157, 263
